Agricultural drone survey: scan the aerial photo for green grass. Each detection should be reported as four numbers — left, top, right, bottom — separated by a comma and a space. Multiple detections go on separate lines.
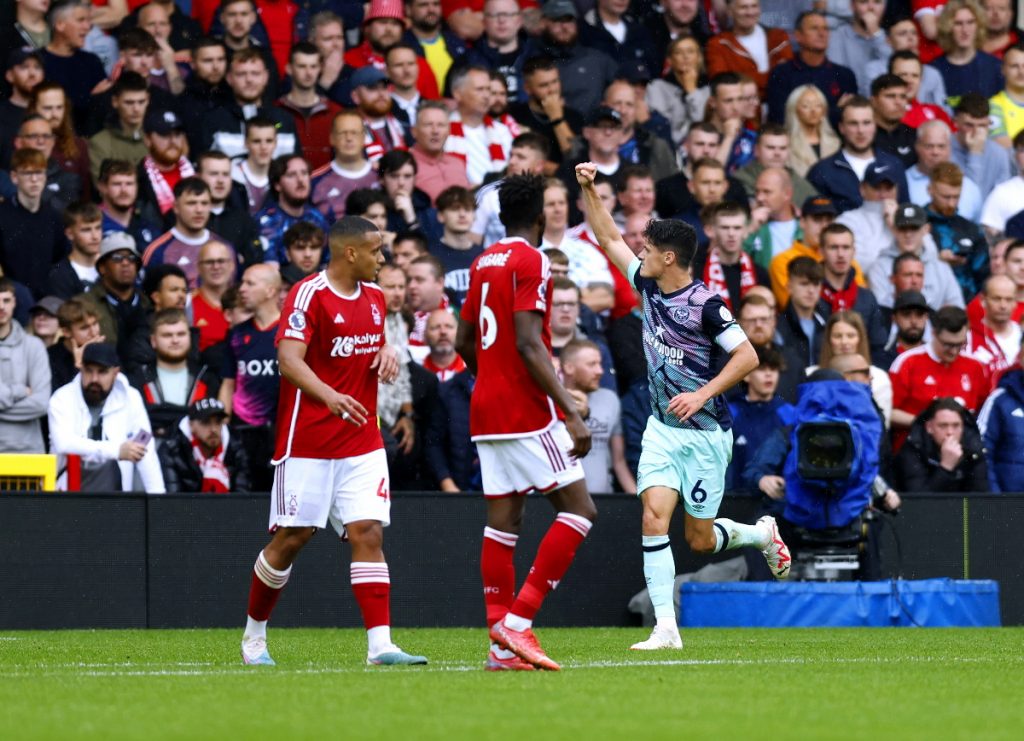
1, 627, 1022, 740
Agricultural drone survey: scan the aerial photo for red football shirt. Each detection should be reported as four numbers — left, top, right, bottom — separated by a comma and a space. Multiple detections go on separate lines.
273, 272, 387, 461
460, 237, 559, 440
191, 291, 229, 351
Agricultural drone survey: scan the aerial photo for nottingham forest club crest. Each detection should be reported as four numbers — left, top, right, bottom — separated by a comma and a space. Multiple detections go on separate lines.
371, 302, 382, 326
288, 310, 306, 332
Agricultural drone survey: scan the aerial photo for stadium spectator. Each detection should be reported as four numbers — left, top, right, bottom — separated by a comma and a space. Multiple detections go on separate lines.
87, 72, 150, 185
817, 223, 888, 355
890, 305, 991, 449
506, 55, 581, 171
645, 35, 710, 148
783, 83, 841, 178
137, 107, 193, 225
105, 27, 179, 129
142, 177, 234, 290
40, 0, 109, 129
870, 73, 917, 169
49, 341, 164, 493
377, 150, 440, 243
733, 124, 818, 208
385, 41, 424, 129
191, 241, 236, 352
280, 221, 326, 285
978, 343, 1024, 491
578, 0, 659, 76
97, 158, 160, 249
231, 117, 277, 216
48, 297, 103, 392
548, 277, 616, 392
824, 0, 888, 89
179, 37, 231, 153
275, 41, 342, 171
868, 202, 964, 312
907, 121, 983, 220
703, 72, 757, 175
3, 113, 81, 213
990, 45, 1024, 148
196, 151, 263, 268
602, 80, 678, 183
561, 339, 634, 495
217, 0, 280, 95
345, 0, 440, 101
49, 202, 102, 300
409, 101, 468, 206
346, 188, 398, 255
470, 132, 548, 248
444, 65, 512, 187
737, 292, 802, 402
889, 49, 954, 129
539, 177, 614, 290
612, 165, 657, 229
768, 195, 839, 307
744, 168, 799, 270
981, 130, 1024, 237
201, 48, 296, 159
705, 0, 792, 101
765, 10, 857, 126
429, 186, 482, 309
966, 274, 1021, 376
258, 153, 331, 265
461, 0, 526, 100
812, 310, 894, 426
28, 296, 62, 348
726, 344, 792, 493
858, 17, 948, 106
403, 0, 468, 92
158, 398, 251, 493
124, 0, 203, 54
424, 366, 476, 492
305, 11, 353, 107
142, 264, 188, 313
374, 262, 416, 464
350, 65, 412, 164
25, 82, 93, 205
655, 122, 745, 218
926, 161, 989, 302
0, 47, 45, 162
777, 256, 827, 370
0, 277, 49, 454
0, 148, 67, 301
931, 0, 1003, 101
877, 289, 932, 369
217, 263, 280, 492
421, 308, 466, 381
405, 253, 448, 363
895, 397, 989, 492
950, 92, 1012, 199
806, 96, 909, 214
311, 110, 379, 221
702, 202, 769, 310
834, 161, 901, 274
980, 0, 1018, 57
672, 157, 730, 254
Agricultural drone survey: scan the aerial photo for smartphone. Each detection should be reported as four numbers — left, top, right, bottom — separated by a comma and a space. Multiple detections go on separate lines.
131, 429, 152, 447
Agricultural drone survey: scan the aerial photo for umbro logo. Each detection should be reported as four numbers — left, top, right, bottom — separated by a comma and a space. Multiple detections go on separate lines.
1013, 408, 1024, 418
334, 313, 345, 323
328, 187, 340, 197
924, 376, 937, 385
178, 256, 190, 265
735, 434, 747, 446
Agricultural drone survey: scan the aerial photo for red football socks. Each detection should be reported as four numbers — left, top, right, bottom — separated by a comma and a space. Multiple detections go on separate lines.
481, 526, 519, 626
247, 550, 291, 621
351, 562, 391, 630
508, 513, 592, 621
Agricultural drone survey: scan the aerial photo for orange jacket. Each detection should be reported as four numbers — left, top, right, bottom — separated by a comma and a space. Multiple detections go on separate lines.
705, 27, 793, 97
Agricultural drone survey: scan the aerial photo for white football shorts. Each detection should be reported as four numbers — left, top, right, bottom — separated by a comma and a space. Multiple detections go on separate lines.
476, 422, 585, 497
269, 449, 390, 535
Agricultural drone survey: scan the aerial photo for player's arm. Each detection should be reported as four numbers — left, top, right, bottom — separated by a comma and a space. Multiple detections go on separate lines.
667, 340, 759, 422
575, 162, 635, 277
278, 338, 368, 425
455, 316, 478, 376
513, 311, 592, 457
218, 378, 236, 418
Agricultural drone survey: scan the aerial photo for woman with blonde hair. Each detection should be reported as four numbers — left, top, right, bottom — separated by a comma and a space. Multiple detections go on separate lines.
932, 0, 1003, 100
784, 84, 840, 178
646, 35, 711, 148
28, 82, 91, 200
807, 311, 893, 427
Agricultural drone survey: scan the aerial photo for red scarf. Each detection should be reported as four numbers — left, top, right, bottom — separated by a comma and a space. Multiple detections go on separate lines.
445, 114, 507, 169
423, 352, 467, 382
703, 249, 757, 310
363, 115, 407, 163
820, 277, 859, 312
192, 436, 230, 493
144, 155, 195, 214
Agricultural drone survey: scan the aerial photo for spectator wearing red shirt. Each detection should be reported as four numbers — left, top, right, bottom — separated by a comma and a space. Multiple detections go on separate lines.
980, 0, 1018, 58
966, 238, 1024, 328
890, 50, 953, 128
966, 274, 1021, 377
191, 241, 237, 352
344, 0, 440, 100
890, 305, 991, 450
275, 41, 342, 170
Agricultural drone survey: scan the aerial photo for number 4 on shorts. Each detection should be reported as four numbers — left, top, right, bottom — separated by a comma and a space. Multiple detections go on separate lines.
377, 479, 390, 501
690, 480, 707, 503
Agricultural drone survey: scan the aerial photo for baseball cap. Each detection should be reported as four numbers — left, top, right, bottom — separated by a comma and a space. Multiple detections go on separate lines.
143, 108, 185, 135
30, 296, 64, 317
188, 398, 228, 421
864, 161, 897, 187
98, 231, 139, 263
364, 0, 405, 23
894, 203, 927, 229
584, 105, 622, 127
542, 0, 579, 20
617, 60, 652, 85
82, 343, 121, 369
6, 46, 42, 71
350, 65, 389, 89
893, 290, 930, 313
801, 195, 838, 217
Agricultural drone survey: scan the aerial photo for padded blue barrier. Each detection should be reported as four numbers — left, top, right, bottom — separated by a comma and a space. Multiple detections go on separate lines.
679, 579, 1001, 628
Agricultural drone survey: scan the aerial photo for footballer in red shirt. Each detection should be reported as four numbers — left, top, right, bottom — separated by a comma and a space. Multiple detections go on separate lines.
240, 216, 427, 668
890, 306, 991, 451
456, 175, 597, 672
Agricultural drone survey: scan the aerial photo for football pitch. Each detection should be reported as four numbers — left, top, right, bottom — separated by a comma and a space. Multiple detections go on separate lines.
2, 627, 1022, 740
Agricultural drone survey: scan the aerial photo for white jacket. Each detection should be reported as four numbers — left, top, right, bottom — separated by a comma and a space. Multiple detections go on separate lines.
48, 373, 165, 493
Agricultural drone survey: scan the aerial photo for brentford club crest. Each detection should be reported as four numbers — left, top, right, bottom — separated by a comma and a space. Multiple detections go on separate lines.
370, 303, 382, 326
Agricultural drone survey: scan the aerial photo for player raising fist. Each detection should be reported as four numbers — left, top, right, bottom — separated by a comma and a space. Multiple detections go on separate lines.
240, 216, 427, 667
456, 174, 597, 671
575, 162, 792, 651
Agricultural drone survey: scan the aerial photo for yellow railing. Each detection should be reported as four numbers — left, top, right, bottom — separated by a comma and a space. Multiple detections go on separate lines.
0, 454, 57, 492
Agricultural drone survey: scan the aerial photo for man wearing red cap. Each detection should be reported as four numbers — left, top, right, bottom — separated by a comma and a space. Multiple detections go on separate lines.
344, 0, 440, 100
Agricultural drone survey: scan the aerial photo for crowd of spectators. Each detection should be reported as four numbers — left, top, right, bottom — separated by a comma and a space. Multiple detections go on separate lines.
1, 0, 1022, 499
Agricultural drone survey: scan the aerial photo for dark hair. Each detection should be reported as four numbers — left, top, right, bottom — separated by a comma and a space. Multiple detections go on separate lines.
56, 297, 99, 329
788, 255, 824, 283
118, 27, 159, 53
543, 247, 568, 265
436, 185, 475, 212
757, 122, 787, 138
197, 150, 231, 170
173, 176, 210, 199
345, 187, 389, 216
329, 215, 380, 248
143, 264, 187, 298
151, 307, 190, 333
955, 92, 990, 118
691, 156, 726, 176
820, 222, 854, 246
221, 285, 241, 312
839, 95, 872, 118
229, 46, 266, 69
551, 276, 581, 296
385, 41, 420, 60
795, 9, 827, 30
522, 54, 558, 78
1013, 129, 1024, 151
410, 253, 445, 280
755, 344, 785, 371
709, 71, 742, 96
643, 219, 697, 269
888, 49, 921, 72
511, 131, 550, 160
932, 305, 969, 334
616, 164, 654, 192
1004, 238, 1024, 262
892, 251, 924, 274
289, 40, 320, 62
923, 397, 969, 425
269, 153, 307, 190
394, 229, 429, 253
284, 221, 326, 250
192, 35, 226, 54
98, 158, 136, 183
498, 174, 546, 231
111, 71, 149, 97
62, 201, 102, 228
378, 149, 417, 176
0, 277, 16, 298
245, 115, 279, 136
706, 201, 748, 223
870, 73, 908, 97
688, 122, 722, 142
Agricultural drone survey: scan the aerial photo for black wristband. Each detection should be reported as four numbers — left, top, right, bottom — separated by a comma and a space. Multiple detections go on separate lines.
550, 117, 565, 126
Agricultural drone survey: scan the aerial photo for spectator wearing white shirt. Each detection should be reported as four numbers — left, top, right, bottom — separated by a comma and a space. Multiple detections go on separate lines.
981, 129, 1024, 237
444, 65, 512, 186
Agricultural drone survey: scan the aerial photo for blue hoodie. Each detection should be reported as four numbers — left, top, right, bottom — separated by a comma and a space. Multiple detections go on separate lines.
979, 367, 1024, 492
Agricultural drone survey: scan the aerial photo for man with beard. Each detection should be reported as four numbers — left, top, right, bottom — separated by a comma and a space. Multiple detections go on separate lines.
0, 277, 49, 454
49, 342, 165, 493
508, 55, 583, 170
181, 37, 232, 156
276, 42, 342, 171
402, 0, 468, 93
97, 159, 160, 249
197, 151, 263, 268
77, 232, 152, 372
0, 48, 45, 167
202, 48, 297, 161
258, 153, 331, 265
142, 177, 235, 291
906, 121, 983, 221
311, 109, 380, 220
349, 66, 412, 164
463, 0, 528, 100
158, 397, 251, 492
345, 0, 440, 100
421, 308, 466, 381
218, 0, 279, 96
136, 108, 194, 227
218, 263, 282, 491
520, 1, 617, 115
926, 162, 989, 303
129, 308, 220, 442
806, 96, 909, 214
877, 288, 931, 369
409, 101, 467, 205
